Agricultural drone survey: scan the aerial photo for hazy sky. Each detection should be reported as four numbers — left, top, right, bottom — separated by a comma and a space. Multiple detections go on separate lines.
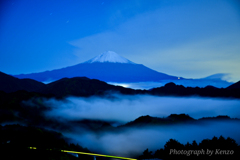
1, 0, 240, 82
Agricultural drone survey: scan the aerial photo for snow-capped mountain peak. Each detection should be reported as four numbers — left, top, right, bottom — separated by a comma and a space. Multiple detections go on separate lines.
84, 51, 135, 64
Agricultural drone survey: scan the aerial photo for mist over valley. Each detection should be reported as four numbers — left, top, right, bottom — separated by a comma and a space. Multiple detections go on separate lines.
20, 94, 240, 157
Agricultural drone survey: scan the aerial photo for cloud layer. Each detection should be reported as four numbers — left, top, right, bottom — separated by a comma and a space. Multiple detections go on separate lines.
44, 94, 240, 123
40, 94, 240, 157
65, 121, 240, 157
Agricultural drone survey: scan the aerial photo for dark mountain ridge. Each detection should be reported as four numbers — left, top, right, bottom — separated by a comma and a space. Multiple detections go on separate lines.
119, 114, 240, 129
0, 71, 46, 93
149, 82, 240, 99
227, 80, 240, 89
1, 71, 240, 99
38, 76, 143, 98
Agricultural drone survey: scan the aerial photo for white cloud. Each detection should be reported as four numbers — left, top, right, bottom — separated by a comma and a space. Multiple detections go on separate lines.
44, 94, 240, 123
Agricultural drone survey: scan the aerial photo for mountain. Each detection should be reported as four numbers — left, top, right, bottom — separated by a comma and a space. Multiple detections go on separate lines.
2, 70, 240, 99
120, 114, 240, 128
149, 82, 240, 98
0, 71, 45, 93
84, 50, 135, 64
14, 51, 179, 83
227, 80, 240, 89
120, 114, 196, 128
39, 77, 142, 98
0, 71, 143, 96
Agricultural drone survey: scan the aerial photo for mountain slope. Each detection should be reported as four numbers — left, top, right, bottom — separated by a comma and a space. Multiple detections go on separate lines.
84, 51, 135, 64
0, 71, 46, 93
149, 82, 240, 98
39, 77, 142, 97
3, 70, 240, 99
119, 114, 239, 128
120, 114, 196, 128
14, 51, 178, 82
227, 80, 240, 89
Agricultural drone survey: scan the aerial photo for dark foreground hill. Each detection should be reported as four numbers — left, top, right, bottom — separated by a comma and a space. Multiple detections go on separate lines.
0, 71, 145, 98
0, 71, 46, 93
138, 135, 240, 160
0, 124, 93, 160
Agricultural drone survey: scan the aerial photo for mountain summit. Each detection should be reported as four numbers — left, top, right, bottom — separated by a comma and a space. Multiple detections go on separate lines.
14, 51, 179, 83
84, 51, 135, 64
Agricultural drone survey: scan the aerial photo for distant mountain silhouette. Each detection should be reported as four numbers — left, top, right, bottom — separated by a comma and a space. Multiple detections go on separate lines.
149, 82, 240, 98
120, 114, 239, 128
0, 71, 45, 93
198, 115, 234, 121
14, 51, 179, 82
120, 114, 195, 128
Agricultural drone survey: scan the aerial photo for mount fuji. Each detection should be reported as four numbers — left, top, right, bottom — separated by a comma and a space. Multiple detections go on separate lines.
14, 51, 179, 83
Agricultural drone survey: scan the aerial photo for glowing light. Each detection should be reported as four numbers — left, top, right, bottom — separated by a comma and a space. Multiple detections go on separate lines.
107, 82, 130, 88
29, 147, 137, 160
61, 150, 137, 160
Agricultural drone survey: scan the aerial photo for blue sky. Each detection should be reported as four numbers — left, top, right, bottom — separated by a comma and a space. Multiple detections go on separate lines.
1, 0, 240, 82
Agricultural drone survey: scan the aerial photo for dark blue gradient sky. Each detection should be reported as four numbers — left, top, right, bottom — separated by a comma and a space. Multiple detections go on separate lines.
1, 0, 240, 81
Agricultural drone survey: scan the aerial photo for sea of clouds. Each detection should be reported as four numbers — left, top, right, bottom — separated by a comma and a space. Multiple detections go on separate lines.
41, 94, 240, 157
